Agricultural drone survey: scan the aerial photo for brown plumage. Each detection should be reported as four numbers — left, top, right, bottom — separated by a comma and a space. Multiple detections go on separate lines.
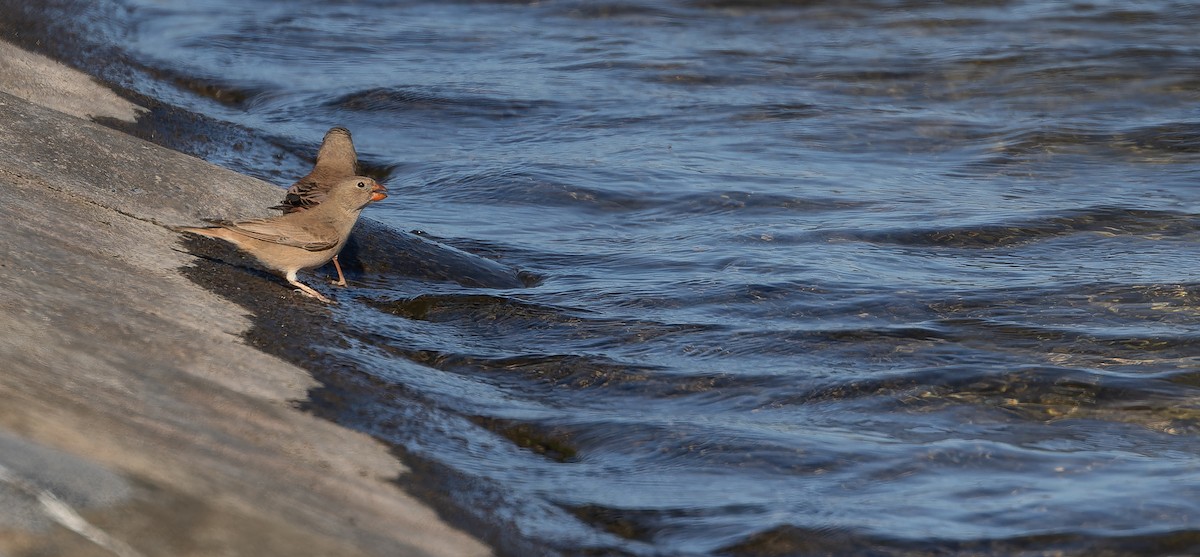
178, 176, 387, 303
271, 126, 360, 286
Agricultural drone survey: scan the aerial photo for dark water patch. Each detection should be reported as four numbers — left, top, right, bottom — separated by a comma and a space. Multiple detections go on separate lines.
722, 524, 897, 557
931, 282, 1200, 314
646, 71, 776, 87
893, 365, 1200, 433
684, 0, 875, 11
1118, 122, 1200, 154
557, 2, 683, 21
566, 503, 770, 548
380, 349, 665, 392
732, 102, 821, 122
795, 325, 949, 345
402, 232, 550, 282
668, 190, 868, 215
918, 290, 1200, 366
881, 16, 990, 30
1049, 7, 1171, 26
340, 220, 535, 288
364, 292, 713, 350
343, 319, 788, 404
424, 170, 656, 212
1167, 371, 1200, 389
612, 281, 876, 319
1013, 62, 1157, 89
696, 325, 953, 366
569, 417, 860, 473
940, 315, 1200, 361
1100, 45, 1200, 65
468, 416, 579, 463
963, 128, 1118, 171
637, 57, 826, 90
551, 59, 688, 73
567, 504, 663, 544
325, 86, 557, 121
366, 292, 571, 322
722, 524, 1200, 557
149, 68, 269, 107
426, 169, 866, 217
826, 69, 931, 84
1077, 282, 1200, 320
820, 207, 1200, 249
553, 109, 675, 131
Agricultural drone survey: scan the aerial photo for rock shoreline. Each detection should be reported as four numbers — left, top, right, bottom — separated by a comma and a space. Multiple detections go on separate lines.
0, 41, 491, 557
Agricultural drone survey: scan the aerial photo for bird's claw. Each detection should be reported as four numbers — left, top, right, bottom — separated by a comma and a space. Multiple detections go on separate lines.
293, 287, 334, 304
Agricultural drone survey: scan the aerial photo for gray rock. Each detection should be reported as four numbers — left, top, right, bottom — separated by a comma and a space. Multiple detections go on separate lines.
0, 70, 491, 557
0, 431, 131, 530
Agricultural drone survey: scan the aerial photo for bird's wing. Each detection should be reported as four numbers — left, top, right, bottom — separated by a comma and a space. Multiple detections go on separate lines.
273, 126, 357, 212
271, 178, 329, 213
205, 216, 339, 251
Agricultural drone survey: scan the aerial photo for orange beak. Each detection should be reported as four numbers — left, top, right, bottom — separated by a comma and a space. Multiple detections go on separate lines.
370, 183, 388, 202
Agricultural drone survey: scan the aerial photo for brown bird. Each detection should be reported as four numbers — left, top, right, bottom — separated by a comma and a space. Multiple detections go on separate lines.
272, 126, 359, 286
178, 176, 388, 304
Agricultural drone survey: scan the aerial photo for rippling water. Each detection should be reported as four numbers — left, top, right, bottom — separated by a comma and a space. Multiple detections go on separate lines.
7, 0, 1200, 554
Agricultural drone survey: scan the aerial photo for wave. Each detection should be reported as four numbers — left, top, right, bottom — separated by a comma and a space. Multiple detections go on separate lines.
324, 86, 557, 120
723, 524, 1200, 557
816, 207, 1199, 248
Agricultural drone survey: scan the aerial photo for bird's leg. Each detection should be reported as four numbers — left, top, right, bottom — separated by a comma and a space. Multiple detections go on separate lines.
286, 271, 334, 304
331, 255, 347, 287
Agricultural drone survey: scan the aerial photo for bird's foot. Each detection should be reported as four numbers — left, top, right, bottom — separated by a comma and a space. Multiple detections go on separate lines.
294, 288, 334, 304
288, 279, 335, 304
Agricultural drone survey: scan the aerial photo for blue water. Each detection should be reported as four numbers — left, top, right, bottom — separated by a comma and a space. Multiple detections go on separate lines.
10, 0, 1200, 554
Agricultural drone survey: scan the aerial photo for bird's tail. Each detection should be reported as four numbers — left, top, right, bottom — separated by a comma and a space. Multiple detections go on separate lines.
170, 224, 237, 244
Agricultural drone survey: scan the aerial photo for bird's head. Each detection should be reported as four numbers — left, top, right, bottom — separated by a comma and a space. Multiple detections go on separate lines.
328, 176, 388, 212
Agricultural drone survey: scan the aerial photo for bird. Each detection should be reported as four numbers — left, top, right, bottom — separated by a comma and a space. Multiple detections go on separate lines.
177, 176, 388, 304
272, 126, 360, 286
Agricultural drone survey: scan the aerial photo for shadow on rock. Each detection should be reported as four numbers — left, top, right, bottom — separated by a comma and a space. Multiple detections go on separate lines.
171, 223, 548, 557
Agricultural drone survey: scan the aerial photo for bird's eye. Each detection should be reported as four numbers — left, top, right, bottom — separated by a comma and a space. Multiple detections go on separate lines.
357, 181, 366, 188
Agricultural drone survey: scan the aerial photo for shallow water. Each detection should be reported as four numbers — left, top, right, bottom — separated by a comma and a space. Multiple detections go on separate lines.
8, 0, 1200, 554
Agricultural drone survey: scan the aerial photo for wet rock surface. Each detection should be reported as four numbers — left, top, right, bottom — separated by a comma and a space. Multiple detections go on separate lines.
0, 80, 491, 557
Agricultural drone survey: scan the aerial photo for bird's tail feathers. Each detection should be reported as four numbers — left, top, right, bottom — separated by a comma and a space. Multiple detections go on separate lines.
171, 224, 237, 243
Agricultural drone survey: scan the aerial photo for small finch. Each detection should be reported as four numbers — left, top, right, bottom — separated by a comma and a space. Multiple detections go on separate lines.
272, 126, 359, 286
177, 176, 387, 304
